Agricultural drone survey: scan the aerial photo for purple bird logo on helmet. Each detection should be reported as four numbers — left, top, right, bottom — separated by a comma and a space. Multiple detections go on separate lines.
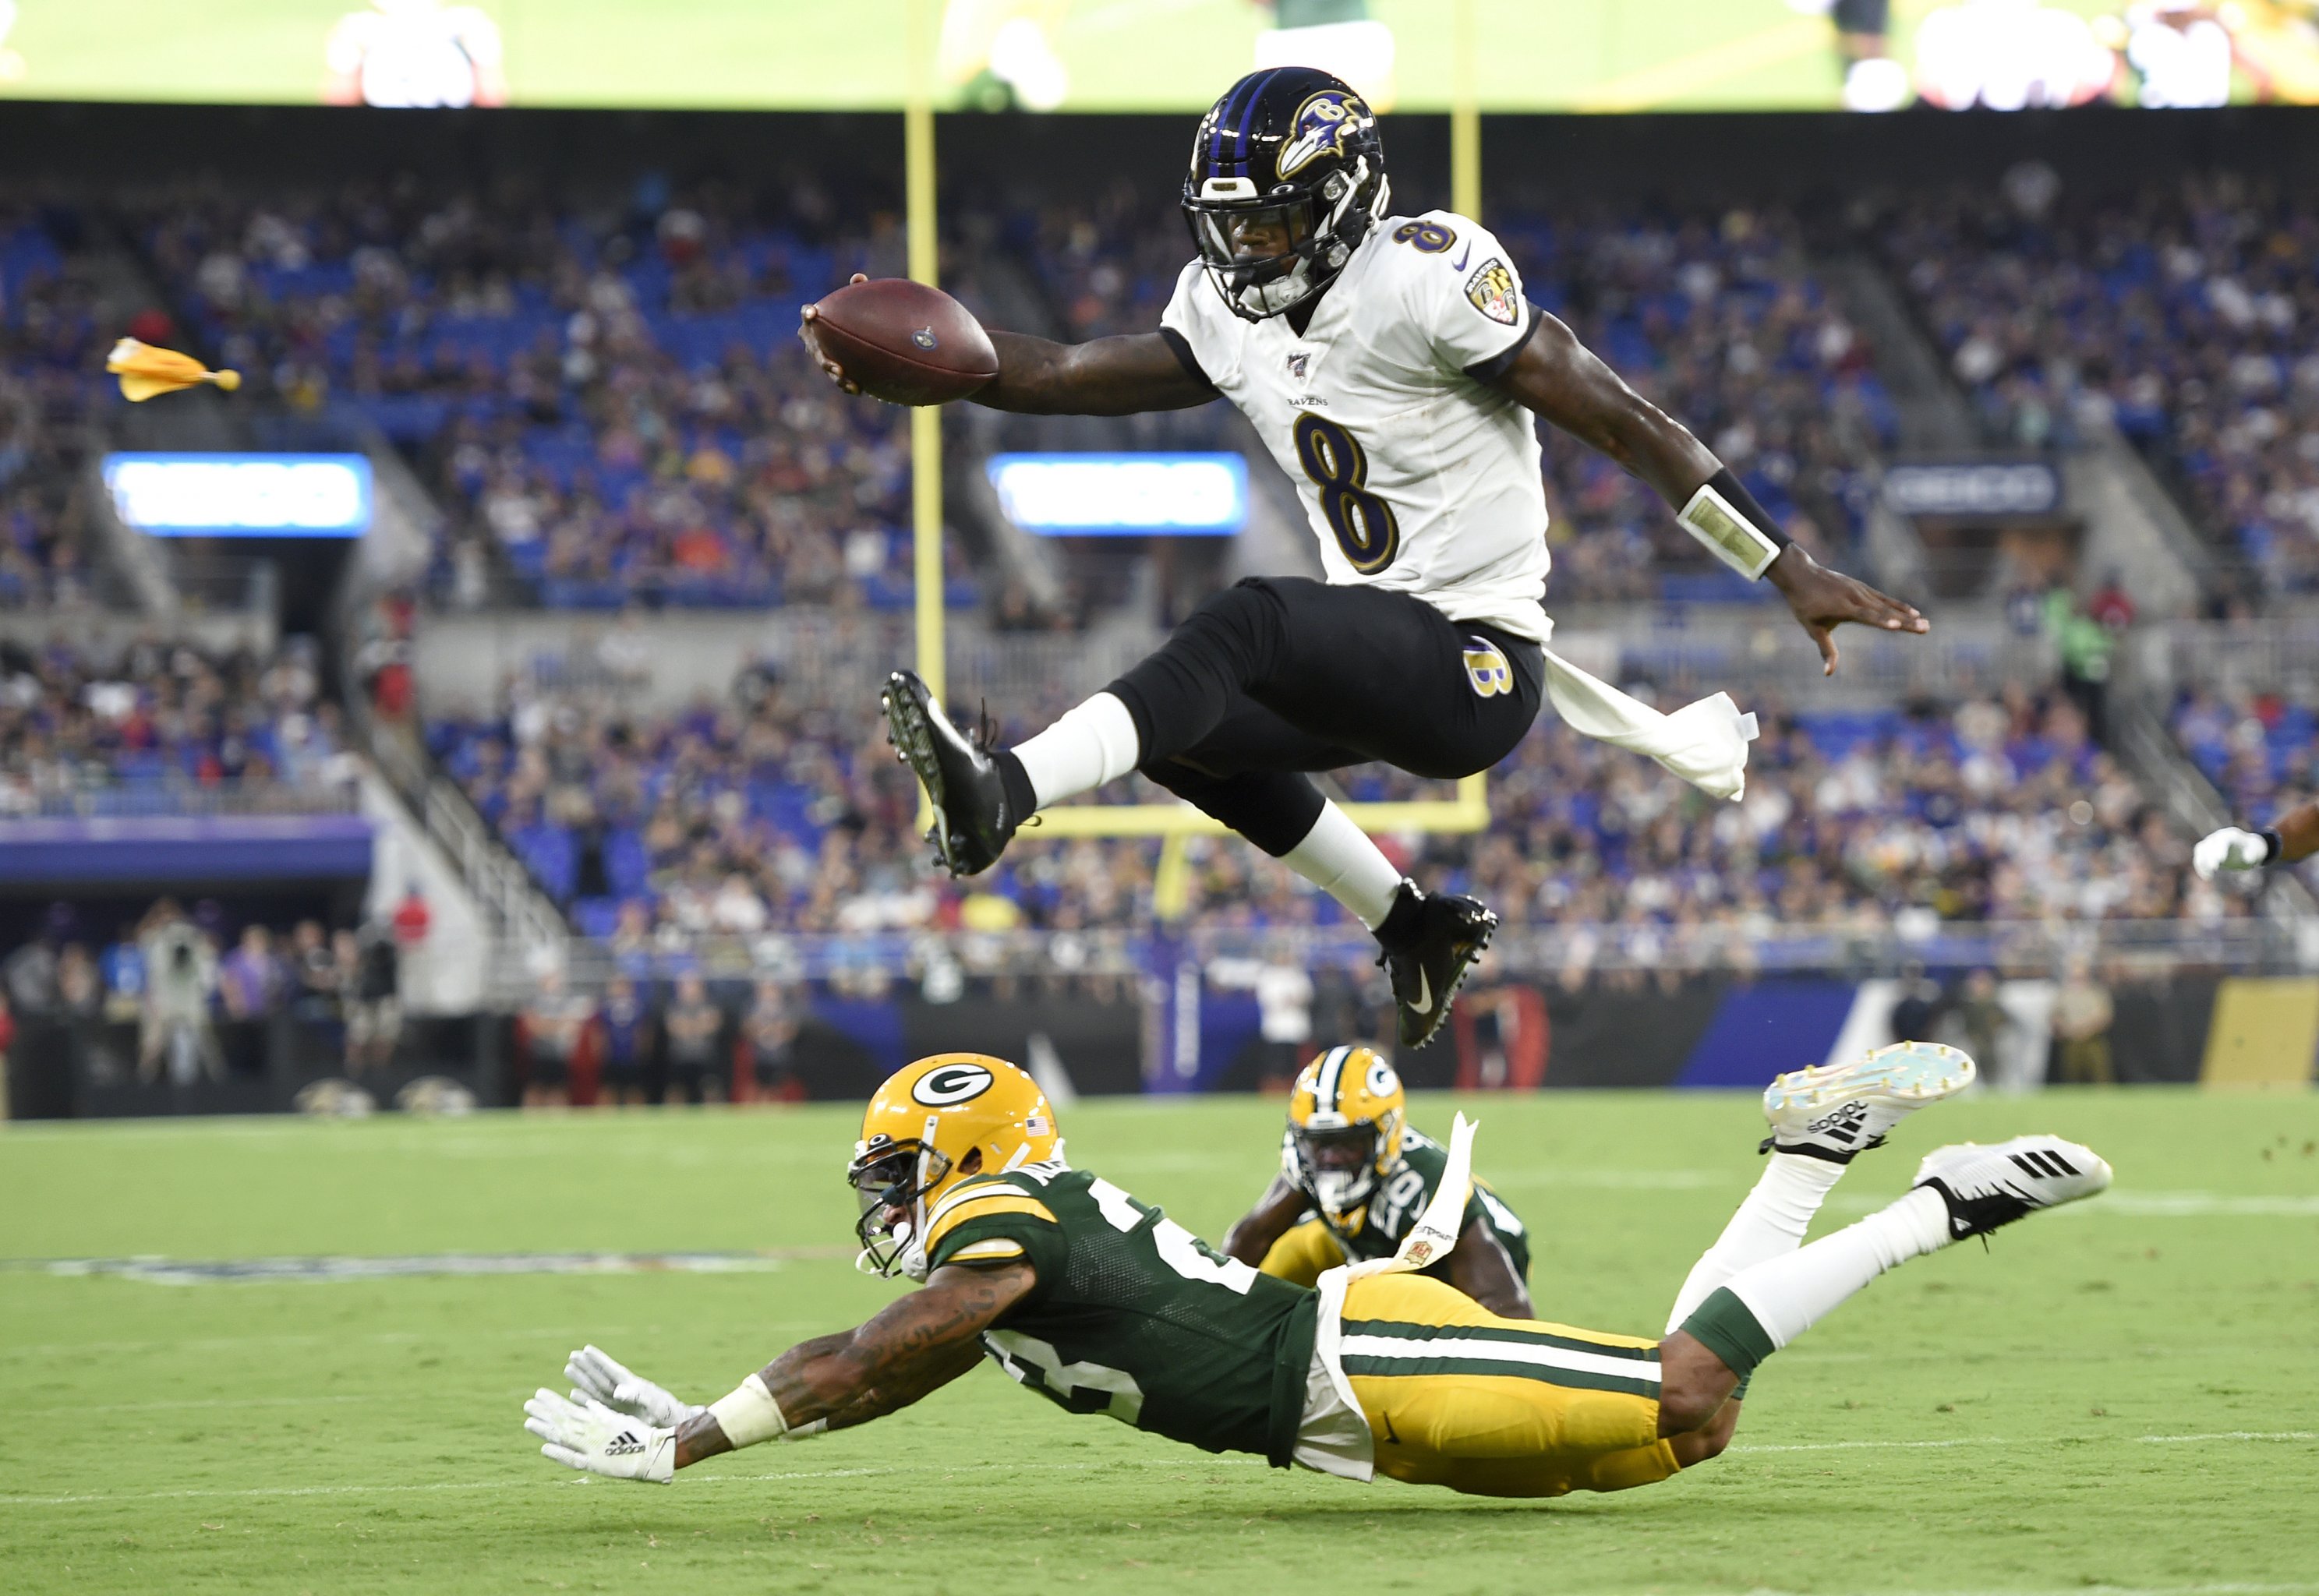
1276, 90, 1370, 179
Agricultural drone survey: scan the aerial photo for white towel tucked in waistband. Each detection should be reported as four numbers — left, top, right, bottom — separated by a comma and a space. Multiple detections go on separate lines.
1540, 648, 1759, 802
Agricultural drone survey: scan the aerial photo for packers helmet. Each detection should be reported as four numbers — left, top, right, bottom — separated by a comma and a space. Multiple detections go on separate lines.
1285, 1044, 1405, 1220
847, 1054, 1060, 1280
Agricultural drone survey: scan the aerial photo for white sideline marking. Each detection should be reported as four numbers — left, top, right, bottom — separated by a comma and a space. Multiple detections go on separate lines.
1822, 1188, 2319, 1220
0, 1456, 1266, 1509
1736, 1431, 2316, 1455
7, 1430, 2306, 1509
1731, 1436, 2004, 1453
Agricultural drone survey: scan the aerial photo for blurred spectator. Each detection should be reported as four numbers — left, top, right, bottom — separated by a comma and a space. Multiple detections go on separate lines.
519, 965, 593, 1108
660, 973, 726, 1105
741, 977, 798, 1102
598, 973, 652, 1107
3, 923, 56, 1016
53, 942, 101, 1022
219, 925, 288, 1021
139, 904, 220, 1082
1953, 968, 2010, 1075
344, 925, 401, 1075
288, 920, 343, 1023
1889, 962, 1944, 1042
2050, 955, 2116, 1085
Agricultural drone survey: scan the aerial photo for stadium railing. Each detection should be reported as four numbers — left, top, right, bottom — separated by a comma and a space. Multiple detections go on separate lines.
475, 916, 2312, 1006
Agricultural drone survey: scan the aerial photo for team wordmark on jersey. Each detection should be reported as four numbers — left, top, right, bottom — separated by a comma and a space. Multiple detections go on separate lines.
1464, 260, 1519, 326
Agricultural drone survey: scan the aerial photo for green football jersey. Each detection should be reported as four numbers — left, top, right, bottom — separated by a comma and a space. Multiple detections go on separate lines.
1304, 1124, 1533, 1280
925, 1163, 1319, 1466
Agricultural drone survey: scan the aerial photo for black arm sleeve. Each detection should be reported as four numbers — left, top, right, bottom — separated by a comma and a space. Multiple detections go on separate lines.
1462, 305, 1542, 384
1703, 465, 1794, 555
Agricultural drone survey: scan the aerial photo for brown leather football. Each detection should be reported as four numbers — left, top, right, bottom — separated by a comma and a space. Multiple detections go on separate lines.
806, 278, 999, 406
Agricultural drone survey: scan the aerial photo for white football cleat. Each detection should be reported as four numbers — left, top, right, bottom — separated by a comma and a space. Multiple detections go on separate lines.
1913, 1135, 2112, 1241
1761, 1041, 1978, 1163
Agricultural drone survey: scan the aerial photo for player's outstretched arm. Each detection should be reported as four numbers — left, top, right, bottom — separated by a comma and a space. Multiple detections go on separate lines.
800, 274, 1212, 415
1221, 1173, 1309, 1267
1488, 310, 1928, 676
525, 1261, 1030, 1483
2196, 800, 2319, 878
1443, 1217, 1532, 1320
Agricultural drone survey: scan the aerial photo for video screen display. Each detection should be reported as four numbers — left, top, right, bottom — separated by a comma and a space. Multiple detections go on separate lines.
2, 1, 2310, 114
103, 454, 373, 538
988, 454, 1248, 538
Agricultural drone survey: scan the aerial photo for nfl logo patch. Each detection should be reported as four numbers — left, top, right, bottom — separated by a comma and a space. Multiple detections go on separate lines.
1287, 351, 1310, 380
1463, 259, 1518, 327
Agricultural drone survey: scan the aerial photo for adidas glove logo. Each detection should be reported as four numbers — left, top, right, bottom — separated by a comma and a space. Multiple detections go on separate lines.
606, 1431, 647, 1457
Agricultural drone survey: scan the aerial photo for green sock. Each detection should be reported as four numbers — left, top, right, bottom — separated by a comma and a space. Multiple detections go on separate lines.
1678, 1286, 1775, 1382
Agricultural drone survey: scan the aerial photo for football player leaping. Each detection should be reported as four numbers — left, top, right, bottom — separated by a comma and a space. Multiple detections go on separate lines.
526, 1043, 2106, 1501
803, 67, 1926, 1050
1221, 1044, 1535, 1318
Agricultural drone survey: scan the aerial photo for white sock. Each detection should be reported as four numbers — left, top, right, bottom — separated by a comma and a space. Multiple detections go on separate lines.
1665, 1153, 1847, 1333
1719, 1185, 1952, 1352
1279, 801, 1404, 930
1010, 691, 1141, 810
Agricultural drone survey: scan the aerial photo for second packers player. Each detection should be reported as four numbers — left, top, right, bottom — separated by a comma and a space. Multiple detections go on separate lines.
525, 1047, 2110, 1502
1221, 1045, 1533, 1318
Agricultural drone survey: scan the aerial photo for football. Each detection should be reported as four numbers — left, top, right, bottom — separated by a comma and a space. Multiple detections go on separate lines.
807, 277, 999, 405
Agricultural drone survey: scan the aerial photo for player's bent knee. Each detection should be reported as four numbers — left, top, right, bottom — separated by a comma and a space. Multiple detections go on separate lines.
1655, 1335, 1737, 1437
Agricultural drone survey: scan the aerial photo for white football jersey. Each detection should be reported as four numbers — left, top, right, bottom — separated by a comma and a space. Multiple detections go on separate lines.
1162, 209, 1550, 642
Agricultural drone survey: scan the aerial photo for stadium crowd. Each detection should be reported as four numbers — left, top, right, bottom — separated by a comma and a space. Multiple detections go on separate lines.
0, 633, 354, 813
136, 178, 956, 612
0, 206, 109, 609
2, 894, 415, 1082
1887, 169, 2319, 595
124, 178, 1889, 614
429, 662, 2217, 967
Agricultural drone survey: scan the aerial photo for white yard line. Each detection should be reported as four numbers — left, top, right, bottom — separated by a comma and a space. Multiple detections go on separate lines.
6, 1430, 2308, 1510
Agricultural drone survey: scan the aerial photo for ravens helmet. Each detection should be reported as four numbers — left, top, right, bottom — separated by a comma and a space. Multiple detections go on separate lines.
1182, 66, 1389, 322
848, 1054, 1061, 1280
1285, 1044, 1406, 1220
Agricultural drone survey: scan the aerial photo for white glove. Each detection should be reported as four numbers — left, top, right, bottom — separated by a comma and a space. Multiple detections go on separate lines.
2194, 826, 2273, 880
524, 1389, 677, 1484
564, 1344, 702, 1429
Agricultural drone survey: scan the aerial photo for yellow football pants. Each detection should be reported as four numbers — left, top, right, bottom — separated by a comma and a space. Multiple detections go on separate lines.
1335, 1272, 1679, 1499
1260, 1218, 1348, 1287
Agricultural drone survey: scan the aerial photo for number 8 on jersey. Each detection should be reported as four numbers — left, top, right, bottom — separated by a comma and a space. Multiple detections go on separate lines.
1295, 413, 1399, 574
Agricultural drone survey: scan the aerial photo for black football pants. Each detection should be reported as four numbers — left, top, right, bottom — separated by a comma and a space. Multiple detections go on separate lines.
1105, 577, 1543, 856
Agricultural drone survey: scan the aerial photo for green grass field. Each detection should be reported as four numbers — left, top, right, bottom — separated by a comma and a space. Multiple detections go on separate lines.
4, 1089, 2317, 1595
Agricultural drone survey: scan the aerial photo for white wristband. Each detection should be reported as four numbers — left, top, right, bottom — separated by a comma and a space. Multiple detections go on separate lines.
706, 1373, 790, 1449
1677, 481, 1783, 580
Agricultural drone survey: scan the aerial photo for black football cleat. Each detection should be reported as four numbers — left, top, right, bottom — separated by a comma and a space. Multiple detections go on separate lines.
881, 669, 1019, 877
1373, 882, 1497, 1050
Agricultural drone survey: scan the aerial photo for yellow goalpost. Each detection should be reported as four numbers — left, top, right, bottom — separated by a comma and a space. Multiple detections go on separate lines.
903, 0, 1490, 847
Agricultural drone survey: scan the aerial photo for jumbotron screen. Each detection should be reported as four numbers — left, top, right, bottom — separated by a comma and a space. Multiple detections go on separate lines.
1, 0, 2312, 113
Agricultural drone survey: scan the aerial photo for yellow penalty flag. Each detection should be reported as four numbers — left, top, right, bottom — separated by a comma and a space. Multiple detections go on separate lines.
105, 337, 241, 402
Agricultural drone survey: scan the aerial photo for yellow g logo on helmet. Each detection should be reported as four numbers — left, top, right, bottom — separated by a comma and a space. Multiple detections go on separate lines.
849, 1054, 1059, 1279
1286, 1045, 1406, 1218
1463, 641, 1512, 698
